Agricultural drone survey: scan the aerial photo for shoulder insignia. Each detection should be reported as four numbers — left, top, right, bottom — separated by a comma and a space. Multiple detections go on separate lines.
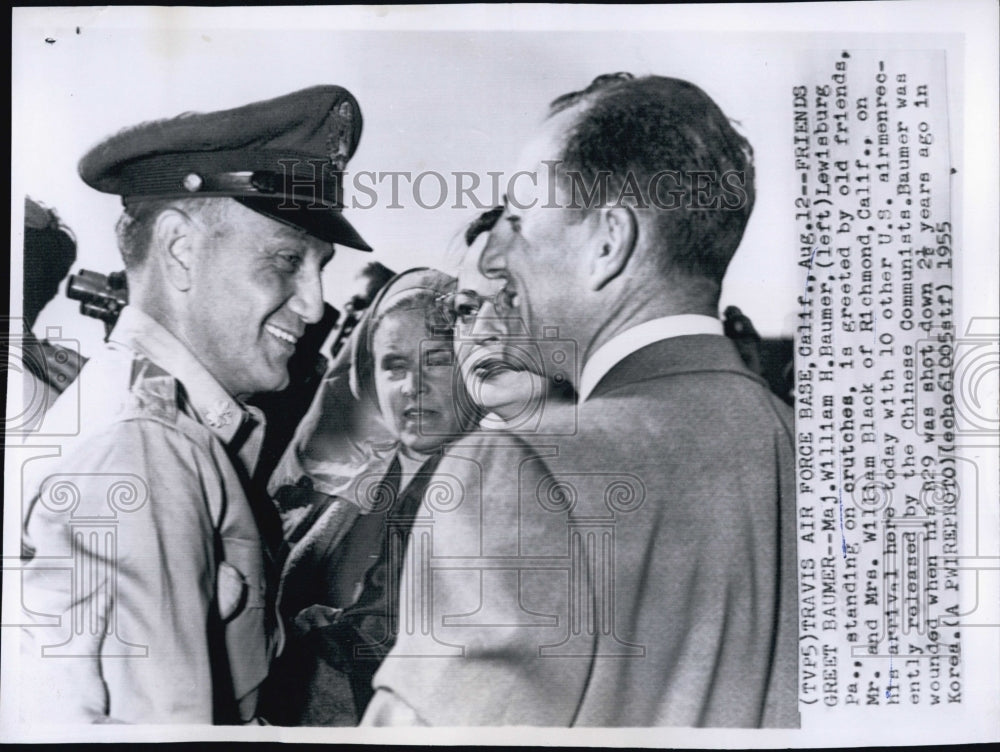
127, 358, 179, 422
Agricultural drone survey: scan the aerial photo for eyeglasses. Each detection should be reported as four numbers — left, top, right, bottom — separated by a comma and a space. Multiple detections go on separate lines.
437, 288, 518, 327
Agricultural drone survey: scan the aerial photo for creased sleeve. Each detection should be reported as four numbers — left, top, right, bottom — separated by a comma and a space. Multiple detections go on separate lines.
20, 417, 220, 723
362, 435, 593, 726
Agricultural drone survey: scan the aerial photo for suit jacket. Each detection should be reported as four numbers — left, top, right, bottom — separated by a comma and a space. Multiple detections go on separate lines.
365, 334, 798, 727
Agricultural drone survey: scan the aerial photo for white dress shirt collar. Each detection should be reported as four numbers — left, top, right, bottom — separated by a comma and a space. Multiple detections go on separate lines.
577, 314, 724, 401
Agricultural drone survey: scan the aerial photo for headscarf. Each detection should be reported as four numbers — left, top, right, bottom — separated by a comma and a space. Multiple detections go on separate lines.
349, 267, 457, 406
268, 268, 463, 504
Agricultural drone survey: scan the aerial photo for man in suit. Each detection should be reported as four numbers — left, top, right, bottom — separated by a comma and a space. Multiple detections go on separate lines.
364, 73, 797, 727
17, 86, 372, 724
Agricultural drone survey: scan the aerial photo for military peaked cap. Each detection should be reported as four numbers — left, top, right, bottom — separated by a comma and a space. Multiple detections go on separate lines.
79, 85, 371, 251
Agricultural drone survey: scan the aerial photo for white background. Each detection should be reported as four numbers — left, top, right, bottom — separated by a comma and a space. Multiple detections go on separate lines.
13, 9, 850, 355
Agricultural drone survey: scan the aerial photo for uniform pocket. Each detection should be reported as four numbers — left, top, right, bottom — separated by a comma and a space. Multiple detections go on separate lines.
218, 537, 269, 705
219, 537, 266, 613
217, 561, 248, 622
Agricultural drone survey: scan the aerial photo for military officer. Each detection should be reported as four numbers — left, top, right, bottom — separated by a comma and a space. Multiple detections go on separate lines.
18, 85, 371, 724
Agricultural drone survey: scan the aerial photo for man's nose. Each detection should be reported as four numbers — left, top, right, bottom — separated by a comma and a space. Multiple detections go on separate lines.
288, 267, 325, 325
478, 230, 510, 279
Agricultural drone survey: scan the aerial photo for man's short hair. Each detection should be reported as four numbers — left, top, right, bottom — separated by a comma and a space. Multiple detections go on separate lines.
357, 261, 397, 303
24, 198, 77, 326
114, 197, 227, 269
550, 74, 755, 286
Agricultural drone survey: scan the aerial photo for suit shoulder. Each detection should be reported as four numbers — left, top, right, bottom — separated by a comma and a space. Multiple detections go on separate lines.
444, 430, 537, 459
441, 430, 552, 476
593, 367, 788, 423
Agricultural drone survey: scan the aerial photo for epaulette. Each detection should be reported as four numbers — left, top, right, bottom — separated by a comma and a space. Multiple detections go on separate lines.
126, 357, 180, 423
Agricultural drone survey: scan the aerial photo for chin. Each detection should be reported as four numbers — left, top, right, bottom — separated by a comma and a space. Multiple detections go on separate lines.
401, 435, 447, 454
478, 371, 543, 417
238, 370, 290, 398
261, 358, 293, 389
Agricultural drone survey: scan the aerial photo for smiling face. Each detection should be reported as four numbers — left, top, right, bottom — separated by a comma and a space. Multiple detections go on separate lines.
181, 199, 333, 398
372, 307, 464, 453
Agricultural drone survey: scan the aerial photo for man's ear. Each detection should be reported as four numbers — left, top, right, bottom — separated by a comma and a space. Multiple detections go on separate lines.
588, 206, 637, 291
154, 209, 196, 292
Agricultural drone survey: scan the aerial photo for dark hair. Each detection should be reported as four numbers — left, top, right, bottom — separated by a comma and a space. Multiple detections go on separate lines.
464, 206, 503, 247
23, 198, 77, 326
549, 74, 755, 286
357, 261, 397, 303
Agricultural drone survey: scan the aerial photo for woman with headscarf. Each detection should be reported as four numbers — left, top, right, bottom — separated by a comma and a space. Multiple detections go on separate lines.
262, 268, 478, 726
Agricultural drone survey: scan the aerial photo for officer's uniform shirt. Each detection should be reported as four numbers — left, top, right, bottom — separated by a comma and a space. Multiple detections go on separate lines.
19, 306, 277, 724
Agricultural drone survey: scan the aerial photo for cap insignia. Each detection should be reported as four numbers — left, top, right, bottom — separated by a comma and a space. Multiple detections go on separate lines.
182, 173, 204, 192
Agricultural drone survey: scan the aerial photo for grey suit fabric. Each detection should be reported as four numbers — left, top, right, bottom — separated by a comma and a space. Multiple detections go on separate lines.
367, 334, 798, 727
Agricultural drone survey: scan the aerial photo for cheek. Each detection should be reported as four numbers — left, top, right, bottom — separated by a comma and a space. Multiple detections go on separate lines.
224, 268, 288, 316
200, 279, 262, 331
187, 297, 233, 352
375, 378, 398, 422
523, 214, 562, 253
454, 321, 475, 345
424, 368, 457, 399
427, 370, 464, 424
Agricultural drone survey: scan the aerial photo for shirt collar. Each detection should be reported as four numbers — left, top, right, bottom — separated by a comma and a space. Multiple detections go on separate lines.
578, 314, 724, 402
108, 306, 265, 466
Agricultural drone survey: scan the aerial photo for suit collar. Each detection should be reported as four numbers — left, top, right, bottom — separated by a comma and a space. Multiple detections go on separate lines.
578, 315, 724, 401
587, 333, 768, 400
